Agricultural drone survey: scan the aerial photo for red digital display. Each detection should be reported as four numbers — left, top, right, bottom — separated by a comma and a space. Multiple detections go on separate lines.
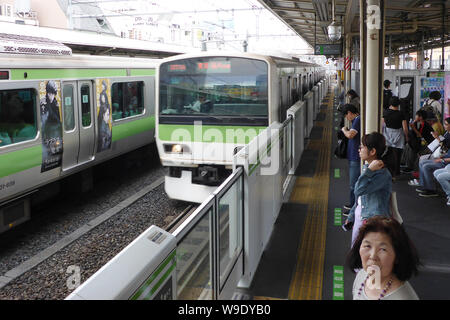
0, 71, 9, 80
197, 61, 231, 73
168, 64, 186, 72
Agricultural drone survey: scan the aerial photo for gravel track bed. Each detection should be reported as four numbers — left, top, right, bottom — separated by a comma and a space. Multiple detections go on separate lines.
0, 183, 189, 300
0, 144, 166, 276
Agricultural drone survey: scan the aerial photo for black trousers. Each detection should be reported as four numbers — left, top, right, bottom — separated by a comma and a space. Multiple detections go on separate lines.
389, 146, 403, 177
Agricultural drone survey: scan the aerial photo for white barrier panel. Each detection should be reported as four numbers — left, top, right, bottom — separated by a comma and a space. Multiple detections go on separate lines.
313, 86, 319, 119
66, 226, 177, 300
304, 91, 314, 137
318, 82, 323, 105
234, 117, 295, 288
287, 101, 305, 175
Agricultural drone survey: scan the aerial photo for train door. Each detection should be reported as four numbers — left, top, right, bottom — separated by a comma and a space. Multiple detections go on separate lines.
61, 81, 95, 171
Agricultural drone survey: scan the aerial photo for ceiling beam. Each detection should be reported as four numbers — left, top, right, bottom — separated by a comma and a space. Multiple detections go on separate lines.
385, 5, 442, 13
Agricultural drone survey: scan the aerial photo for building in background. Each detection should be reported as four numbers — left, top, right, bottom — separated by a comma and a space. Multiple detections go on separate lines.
0, 0, 115, 34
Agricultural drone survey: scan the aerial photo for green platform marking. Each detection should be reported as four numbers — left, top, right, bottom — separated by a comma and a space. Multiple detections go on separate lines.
334, 208, 342, 226
334, 168, 340, 178
333, 265, 344, 300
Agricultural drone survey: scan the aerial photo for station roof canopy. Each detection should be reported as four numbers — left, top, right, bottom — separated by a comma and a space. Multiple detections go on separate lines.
0, 21, 195, 59
257, 0, 449, 56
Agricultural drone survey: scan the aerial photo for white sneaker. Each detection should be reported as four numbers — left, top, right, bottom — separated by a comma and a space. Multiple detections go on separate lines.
408, 179, 420, 186
447, 197, 450, 206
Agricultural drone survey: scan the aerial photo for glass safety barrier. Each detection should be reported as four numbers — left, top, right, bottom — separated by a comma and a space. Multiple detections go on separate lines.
172, 167, 244, 300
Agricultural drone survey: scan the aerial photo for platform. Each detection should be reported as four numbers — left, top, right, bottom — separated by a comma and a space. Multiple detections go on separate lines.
246, 88, 450, 300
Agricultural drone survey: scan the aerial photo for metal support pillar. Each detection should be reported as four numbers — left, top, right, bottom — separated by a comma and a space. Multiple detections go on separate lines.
394, 55, 400, 70
360, 0, 367, 137
345, 34, 352, 101
365, 0, 385, 134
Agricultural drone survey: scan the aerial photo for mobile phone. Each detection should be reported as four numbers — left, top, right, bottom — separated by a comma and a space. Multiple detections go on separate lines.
342, 221, 354, 232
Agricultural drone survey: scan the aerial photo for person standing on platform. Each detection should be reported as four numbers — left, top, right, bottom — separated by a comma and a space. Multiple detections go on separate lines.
382, 96, 409, 178
383, 80, 393, 111
347, 89, 360, 112
343, 132, 393, 246
341, 104, 361, 214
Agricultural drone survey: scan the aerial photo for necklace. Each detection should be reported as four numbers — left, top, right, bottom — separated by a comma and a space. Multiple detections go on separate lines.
358, 274, 394, 300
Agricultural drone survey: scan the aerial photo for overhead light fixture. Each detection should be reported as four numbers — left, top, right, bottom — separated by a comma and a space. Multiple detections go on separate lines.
327, 0, 342, 41
328, 21, 342, 41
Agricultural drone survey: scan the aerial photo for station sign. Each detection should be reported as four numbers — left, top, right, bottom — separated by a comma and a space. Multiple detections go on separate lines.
314, 44, 342, 56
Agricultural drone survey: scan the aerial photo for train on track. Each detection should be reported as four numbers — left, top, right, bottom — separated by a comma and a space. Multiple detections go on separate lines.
0, 52, 158, 233
155, 52, 325, 202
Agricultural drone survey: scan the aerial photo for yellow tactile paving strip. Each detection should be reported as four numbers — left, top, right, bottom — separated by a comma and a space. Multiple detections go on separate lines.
288, 90, 333, 300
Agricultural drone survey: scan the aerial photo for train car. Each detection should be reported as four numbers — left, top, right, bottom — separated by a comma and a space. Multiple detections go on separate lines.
0, 53, 158, 233
155, 52, 321, 203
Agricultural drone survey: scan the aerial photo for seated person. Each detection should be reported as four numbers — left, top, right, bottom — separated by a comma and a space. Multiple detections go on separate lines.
409, 117, 450, 186
190, 94, 213, 113
433, 164, 450, 206
416, 147, 450, 197
112, 103, 121, 120
0, 130, 11, 146
12, 123, 36, 143
403, 110, 434, 172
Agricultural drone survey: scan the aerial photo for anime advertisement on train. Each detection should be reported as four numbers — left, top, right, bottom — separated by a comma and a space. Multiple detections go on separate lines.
39, 80, 63, 173
96, 79, 112, 153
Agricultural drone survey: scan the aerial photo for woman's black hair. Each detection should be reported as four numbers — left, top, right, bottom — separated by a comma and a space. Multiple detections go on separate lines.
416, 109, 427, 120
361, 132, 395, 176
347, 89, 359, 99
346, 216, 420, 281
429, 91, 441, 101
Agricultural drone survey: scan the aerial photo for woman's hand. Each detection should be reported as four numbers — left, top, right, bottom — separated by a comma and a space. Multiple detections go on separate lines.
368, 160, 385, 171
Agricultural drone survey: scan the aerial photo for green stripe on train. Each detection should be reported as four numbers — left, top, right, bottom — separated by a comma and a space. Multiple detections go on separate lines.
158, 124, 266, 144
10, 69, 128, 80
0, 145, 42, 178
0, 117, 154, 178
129, 69, 156, 76
112, 116, 155, 142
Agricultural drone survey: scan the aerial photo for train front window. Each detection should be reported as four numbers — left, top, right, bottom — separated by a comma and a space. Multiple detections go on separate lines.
159, 57, 268, 126
0, 88, 37, 146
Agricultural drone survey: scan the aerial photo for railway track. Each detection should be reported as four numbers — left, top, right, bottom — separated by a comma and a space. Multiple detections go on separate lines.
0, 145, 192, 300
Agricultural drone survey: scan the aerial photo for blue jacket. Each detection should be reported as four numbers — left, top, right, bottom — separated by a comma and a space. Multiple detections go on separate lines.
347, 164, 392, 223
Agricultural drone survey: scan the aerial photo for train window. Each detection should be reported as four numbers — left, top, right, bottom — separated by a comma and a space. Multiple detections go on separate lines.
0, 88, 37, 147
159, 57, 268, 126
63, 85, 75, 131
111, 81, 144, 121
80, 85, 91, 127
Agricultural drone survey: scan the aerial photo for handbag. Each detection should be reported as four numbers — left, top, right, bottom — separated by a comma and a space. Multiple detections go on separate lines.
334, 130, 348, 159
389, 192, 403, 225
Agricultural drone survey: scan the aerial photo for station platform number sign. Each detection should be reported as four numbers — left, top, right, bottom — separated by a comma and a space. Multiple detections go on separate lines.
314, 44, 342, 56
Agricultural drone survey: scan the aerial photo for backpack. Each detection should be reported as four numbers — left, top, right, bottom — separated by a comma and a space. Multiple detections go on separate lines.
422, 99, 440, 121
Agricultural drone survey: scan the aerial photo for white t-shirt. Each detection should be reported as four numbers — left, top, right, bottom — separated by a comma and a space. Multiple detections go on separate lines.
352, 269, 419, 300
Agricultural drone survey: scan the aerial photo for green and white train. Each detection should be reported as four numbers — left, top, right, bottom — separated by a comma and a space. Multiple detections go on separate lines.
156, 52, 323, 203
0, 53, 158, 233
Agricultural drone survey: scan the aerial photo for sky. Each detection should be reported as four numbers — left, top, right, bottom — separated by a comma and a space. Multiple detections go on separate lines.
95, 0, 315, 58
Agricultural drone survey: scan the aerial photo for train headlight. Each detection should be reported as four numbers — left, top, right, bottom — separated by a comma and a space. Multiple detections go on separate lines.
171, 144, 183, 153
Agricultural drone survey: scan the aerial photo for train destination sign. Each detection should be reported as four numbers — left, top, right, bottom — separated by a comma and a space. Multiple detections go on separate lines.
314, 44, 342, 56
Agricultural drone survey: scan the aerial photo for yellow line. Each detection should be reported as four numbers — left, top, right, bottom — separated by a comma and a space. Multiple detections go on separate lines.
288, 90, 334, 300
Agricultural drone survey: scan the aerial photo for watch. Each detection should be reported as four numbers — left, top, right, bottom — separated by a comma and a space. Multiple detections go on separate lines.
442, 159, 446, 165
